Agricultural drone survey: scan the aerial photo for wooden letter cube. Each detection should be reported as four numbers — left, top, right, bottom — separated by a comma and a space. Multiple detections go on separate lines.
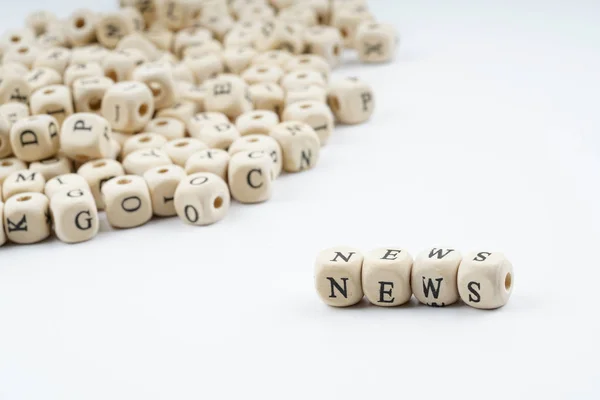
242, 65, 284, 85
122, 132, 167, 158
282, 101, 334, 146
10, 115, 60, 162
228, 134, 282, 178
50, 188, 99, 243
64, 62, 104, 88
362, 248, 413, 307
3, 192, 51, 244
269, 121, 320, 172
102, 175, 152, 228
174, 172, 230, 226
96, 7, 145, 49
355, 22, 398, 63
143, 164, 186, 217
303, 26, 342, 67
3, 171, 46, 200
327, 77, 374, 124
249, 83, 284, 116
102, 49, 148, 82
204, 78, 253, 120
161, 138, 207, 166
412, 248, 462, 307
45, 173, 90, 199
457, 252, 514, 310
66, 9, 98, 47
185, 149, 230, 181
123, 148, 172, 176
29, 85, 74, 127
29, 157, 73, 181
228, 150, 273, 204
101, 81, 155, 134
77, 159, 125, 209
73, 76, 115, 114
0, 158, 28, 185
235, 110, 280, 136
315, 247, 364, 307
60, 113, 113, 163
132, 63, 178, 109
145, 117, 186, 141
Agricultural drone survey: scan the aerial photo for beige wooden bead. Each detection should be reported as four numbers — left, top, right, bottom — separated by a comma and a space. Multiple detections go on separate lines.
355, 22, 398, 63
122, 132, 168, 158
184, 149, 229, 180
66, 9, 98, 47
0, 29, 35, 55
235, 110, 279, 136
224, 25, 259, 49
0, 63, 29, 76
223, 47, 258, 75
44, 173, 90, 199
204, 78, 253, 120
228, 134, 282, 178
0, 158, 27, 185
249, 83, 284, 115
412, 247, 462, 307
10, 115, 60, 162
269, 0, 295, 9
230, 0, 268, 16
178, 81, 207, 111
3, 44, 40, 69
77, 159, 125, 209
161, 138, 208, 166
285, 54, 330, 80
281, 70, 326, 92
282, 101, 334, 146
103, 49, 148, 82
183, 39, 223, 60
64, 62, 104, 88
3, 171, 45, 200
334, 5, 375, 48
156, 101, 197, 124
315, 247, 364, 307
175, 172, 230, 225
188, 111, 230, 129
241, 64, 284, 85
0, 69, 31, 105
171, 63, 194, 83
96, 7, 145, 49
0, 102, 29, 125
0, 115, 12, 159
102, 175, 152, 228
0, 202, 6, 246
143, 164, 186, 217
255, 21, 305, 54
111, 131, 132, 148
199, 11, 235, 41
155, 0, 203, 31
72, 77, 114, 115
288, 87, 323, 110
279, 5, 318, 26
192, 121, 240, 150
123, 148, 172, 176
25, 68, 63, 94
3, 192, 51, 244
36, 23, 69, 49
132, 63, 177, 109
303, 26, 342, 67
29, 157, 73, 181
145, 25, 174, 51
50, 188, 99, 243
184, 53, 224, 84
29, 85, 74, 127
458, 252, 514, 310
101, 81, 155, 134
252, 50, 293, 68
145, 117, 186, 141
327, 77, 374, 124
237, 4, 275, 23
306, 0, 331, 25
34, 47, 72, 75
362, 248, 413, 307
122, 0, 157, 25
70, 45, 110, 65
228, 150, 273, 203
60, 113, 113, 163
116, 33, 161, 61
173, 27, 212, 58
270, 121, 320, 172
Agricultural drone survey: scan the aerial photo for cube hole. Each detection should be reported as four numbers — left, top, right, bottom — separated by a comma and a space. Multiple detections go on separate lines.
247, 137, 259, 143
117, 178, 131, 185
1, 160, 13, 167
157, 168, 169, 174
75, 18, 86, 29
505, 273, 512, 291
43, 89, 54, 95
328, 96, 340, 112
251, 114, 263, 120
88, 97, 102, 111
10, 35, 21, 43
17, 195, 31, 202
333, 44, 340, 57
300, 103, 312, 109
213, 196, 223, 209
18, 47, 29, 54
156, 120, 168, 126
138, 136, 152, 143
149, 82, 163, 98
106, 69, 118, 81
138, 103, 149, 116
175, 141, 189, 147
94, 161, 106, 168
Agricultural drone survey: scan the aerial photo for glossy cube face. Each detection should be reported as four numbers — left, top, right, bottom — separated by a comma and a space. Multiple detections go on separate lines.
327, 77, 374, 125
355, 22, 398, 63
269, 121, 320, 173
9, 115, 60, 162
60, 113, 113, 163
458, 252, 514, 309
102, 175, 153, 229
3, 192, 51, 244
362, 248, 413, 307
314, 247, 364, 307
174, 172, 230, 226
143, 164, 186, 217
50, 188, 99, 243
228, 150, 273, 204
101, 81, 155, 134
412, 248, 462, 307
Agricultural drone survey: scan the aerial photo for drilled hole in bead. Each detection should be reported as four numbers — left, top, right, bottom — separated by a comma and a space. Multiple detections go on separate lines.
75, 18, 86, 29
297, 73, 308, 79
157, 168, 169, 174
257, 67, 268, 73
247, 137, 259, 143
106, 69, 118, 81
299, 58, 310, 64
333, 44, 340, 57
156, 120, 168, 126
252, 114, 263, 120
88, 97, 102, 111
10, 35, 21, 43
117, 178, 131, 185
149, 82, 162, 98
370, 23, 379, 29
505, 273, 512, 291
340, 28, 349, 38
17, 195, 31, 202
18, 47, 29, 54
300, 103, 312, 109
1, 160, 11, 167
213, 196, 223, 209
192, 10, 201, 19
328, 96, 340, 112
138, 103, 149, 116
175, 141, 188, 147
138, 136, 151, 143
94, 161, 106, 168
43, 89, 54, 95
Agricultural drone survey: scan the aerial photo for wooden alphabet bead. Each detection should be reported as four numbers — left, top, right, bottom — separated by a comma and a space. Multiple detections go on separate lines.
255, 21, 305, 55
190, 121, 241, 150
0, 28, 35, 55
96, 7, 145, 49
172, 62, 195, 83
77, 159, 125, 209
237, 4, 275, 22
0, 68, 31, 105
278, 4, 318, 26
29, 85, 74, 127
174, 172, 230, 226
101, 81, 155, 134
70, 45, 110, 65
143, 164, 186, 217
252, 50, 293, 68
0, 102, 29, 125
3, 192, 51, 244
0, 202, 6, 246
155, 0, 203, 31
29, 157, 73, 181
185, 149, 230, 181
327, 77, 374, 124
25, 67, 63, 94
241, 65, 284, 85
235, 110, 279, 136
412, 248, 462, 307
132, 63, 177, 109
457, 252, 514, 310
198, 11, 235, 41
0, 158, 27, 185
122, 133, 168, 158
116, 33, 161, 61
60, 113, 113, 163
183, 39, 223, 59
362, 248, 413, 307
102, 175, 152, 228
156, 101, 197, 124
178, 81, 207, 111
285, 85, 327, 107
73, 77, 114, 114
45, 173, 90, 199
3, 171, 46, 200
103, 49, 148, 82
228, 134, 282, 178
145, 25, 174, 51
173, 27, 213, 58
123, 148, 172, 176
10, 115, 60, 162
224, 25, 259, 49
50, 188, 99, 243
269, 121, 320, 172
64, 62, 104, 88
355, 22, 398, 63
223, 47, 258, 75
282, 101, 334, 145
34, 47, 72, 75
0, 115, 12, 159
281, 70, 326, 91
184, 53, 225, 84
122, 0, 157, 25
228, 150, 273, 203
249, 83, 284, 115
66, 9, 98, 47
331, 4, 374, 48
145, 117, 186, 141
285, 54, 330, 80
314, 247, 364, 307
303, 26, 342, 67
161, 138, 208, 166
36, 30, 68, 50
305, 0, 331, 25
3, 44, 40, 69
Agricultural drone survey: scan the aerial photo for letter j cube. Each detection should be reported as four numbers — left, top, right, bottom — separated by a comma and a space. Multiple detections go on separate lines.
315, 247, 364, 307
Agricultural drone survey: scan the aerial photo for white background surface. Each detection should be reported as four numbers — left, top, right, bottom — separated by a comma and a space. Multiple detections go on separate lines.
1, 1, 600, 399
